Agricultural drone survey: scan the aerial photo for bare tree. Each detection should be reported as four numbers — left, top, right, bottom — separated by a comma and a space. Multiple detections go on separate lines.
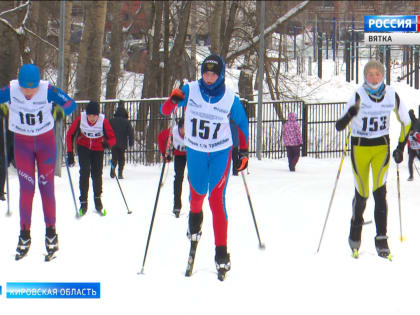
105, 0, 122, 100
74, 1, 107, 101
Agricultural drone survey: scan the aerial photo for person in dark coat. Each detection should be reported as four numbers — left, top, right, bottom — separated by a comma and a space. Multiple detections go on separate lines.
109, 106, 134, 179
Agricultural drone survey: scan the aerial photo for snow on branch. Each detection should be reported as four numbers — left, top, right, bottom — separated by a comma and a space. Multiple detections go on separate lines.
226, 0, 310, 62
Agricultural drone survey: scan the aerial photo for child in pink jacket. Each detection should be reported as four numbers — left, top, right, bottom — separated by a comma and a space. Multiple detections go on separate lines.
282, 112, 303, 171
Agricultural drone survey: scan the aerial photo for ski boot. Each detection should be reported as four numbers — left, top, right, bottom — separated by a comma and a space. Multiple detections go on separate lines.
185, 212, 203, 277
215, 246, 231, 281
0, 192, 5, 201
45, 227, 59, 261
94, 196, 106, 216
110, 166, 116, 178
348, 220, 363, 258
15, 230, 31, 260
375, 235, 391, 260
79, 201, 88, 217
408, 176, 414, 181
118, 169, 124, 179
187, 211, 203, 241
173, 208, 181, 218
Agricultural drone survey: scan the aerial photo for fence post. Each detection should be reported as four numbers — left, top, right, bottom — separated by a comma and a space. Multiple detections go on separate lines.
317, 31, 322, 79
302, 102, 308, 157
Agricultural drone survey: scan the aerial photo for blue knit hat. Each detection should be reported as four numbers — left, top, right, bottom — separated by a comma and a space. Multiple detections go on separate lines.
18, 64, 41, 88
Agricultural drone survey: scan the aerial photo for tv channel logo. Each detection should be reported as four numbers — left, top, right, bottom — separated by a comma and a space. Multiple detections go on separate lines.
364, 15, 420, 33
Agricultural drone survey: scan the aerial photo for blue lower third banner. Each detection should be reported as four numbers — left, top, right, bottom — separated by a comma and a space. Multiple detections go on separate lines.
6, 282, 100, 299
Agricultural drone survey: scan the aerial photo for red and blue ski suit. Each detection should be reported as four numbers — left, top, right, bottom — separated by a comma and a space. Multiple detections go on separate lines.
161, 66, 248, 247
0, 83, 77, 230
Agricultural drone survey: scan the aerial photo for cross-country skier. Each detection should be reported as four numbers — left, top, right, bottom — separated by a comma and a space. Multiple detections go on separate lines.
161, 54, 249, 280
66, 101, 116, 216
336, 59, 411, 259
157, 118, 186, 218
0, 64, 77, 260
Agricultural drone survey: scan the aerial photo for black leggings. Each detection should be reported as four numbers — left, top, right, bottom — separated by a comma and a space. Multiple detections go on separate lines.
78, 145, 104, 201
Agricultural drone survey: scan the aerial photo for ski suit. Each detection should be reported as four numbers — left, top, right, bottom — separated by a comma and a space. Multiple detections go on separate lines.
0, 80, 77, 230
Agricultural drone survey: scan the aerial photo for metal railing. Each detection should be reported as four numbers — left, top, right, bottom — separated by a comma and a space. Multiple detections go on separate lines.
65, 98, 348, 165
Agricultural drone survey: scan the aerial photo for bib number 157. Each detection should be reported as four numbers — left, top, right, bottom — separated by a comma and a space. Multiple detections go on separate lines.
191, 118, 221, 140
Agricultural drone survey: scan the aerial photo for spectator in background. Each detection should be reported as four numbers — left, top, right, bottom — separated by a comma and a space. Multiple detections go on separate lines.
109, 106, 134, 179
282, 112, 303, 171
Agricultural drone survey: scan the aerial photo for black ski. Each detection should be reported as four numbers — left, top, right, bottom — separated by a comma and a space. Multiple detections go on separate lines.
45, 253, 57, 262
15, 252, 28, 261
185, 240, 198, 277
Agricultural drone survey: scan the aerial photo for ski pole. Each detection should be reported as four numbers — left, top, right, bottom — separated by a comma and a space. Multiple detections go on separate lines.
139, 160, 167, 274
2, 117, 10, 216
60, 136, 78, 217
317, 127, 352, 253
241, 171, 265, 249
396, 163, 405, 241
110, 160, 132, 214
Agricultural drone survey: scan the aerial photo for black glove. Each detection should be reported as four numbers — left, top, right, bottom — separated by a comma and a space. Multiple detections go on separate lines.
235, 149, 249, 171
170, 88, 185, 103
347, 105, 359, 118
67, 152, 75, 167
102, 140, 110, 149
393, 142, 405, 164
162, 152, 172, 163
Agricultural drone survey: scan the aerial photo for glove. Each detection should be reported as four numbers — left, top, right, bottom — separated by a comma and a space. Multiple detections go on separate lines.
235, 149, 249, 171
52, 105, 65, 121
67, 152, 75, 167
347, 105, 359, 118
0, 103, 9, 118
162, 152, 172, 163
170, 88, 185, 103
102, 140, 110, 149
392, 142, 405, 164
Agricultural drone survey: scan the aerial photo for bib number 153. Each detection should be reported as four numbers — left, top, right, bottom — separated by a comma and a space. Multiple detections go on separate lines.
361, 116, 387, 132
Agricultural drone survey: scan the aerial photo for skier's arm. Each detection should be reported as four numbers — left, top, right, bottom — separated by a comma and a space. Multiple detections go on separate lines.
103, 119, 117, 148
336, 93, 360, 131
47, 84, 77, 115
160, 85, 189, 115
66, 115, 81, 153
157, 128, 170, 155
230, 97, 249, 150
0, 85, 11, 103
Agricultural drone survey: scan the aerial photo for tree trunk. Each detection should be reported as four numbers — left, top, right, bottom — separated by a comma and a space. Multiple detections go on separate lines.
0, 3, 20, 86
220, 1, 238, 60
30, 1, 48, 76
167, 1, 191, 88
209, 1, 223, 55
75, 1, 107, 101
86, 1, 107, 102
63, 1, 73, 93
105, 0, 122, 101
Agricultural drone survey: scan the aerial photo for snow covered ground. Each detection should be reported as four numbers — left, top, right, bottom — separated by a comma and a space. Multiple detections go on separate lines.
1, 152, 420, 314
2, 34, 420, 314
